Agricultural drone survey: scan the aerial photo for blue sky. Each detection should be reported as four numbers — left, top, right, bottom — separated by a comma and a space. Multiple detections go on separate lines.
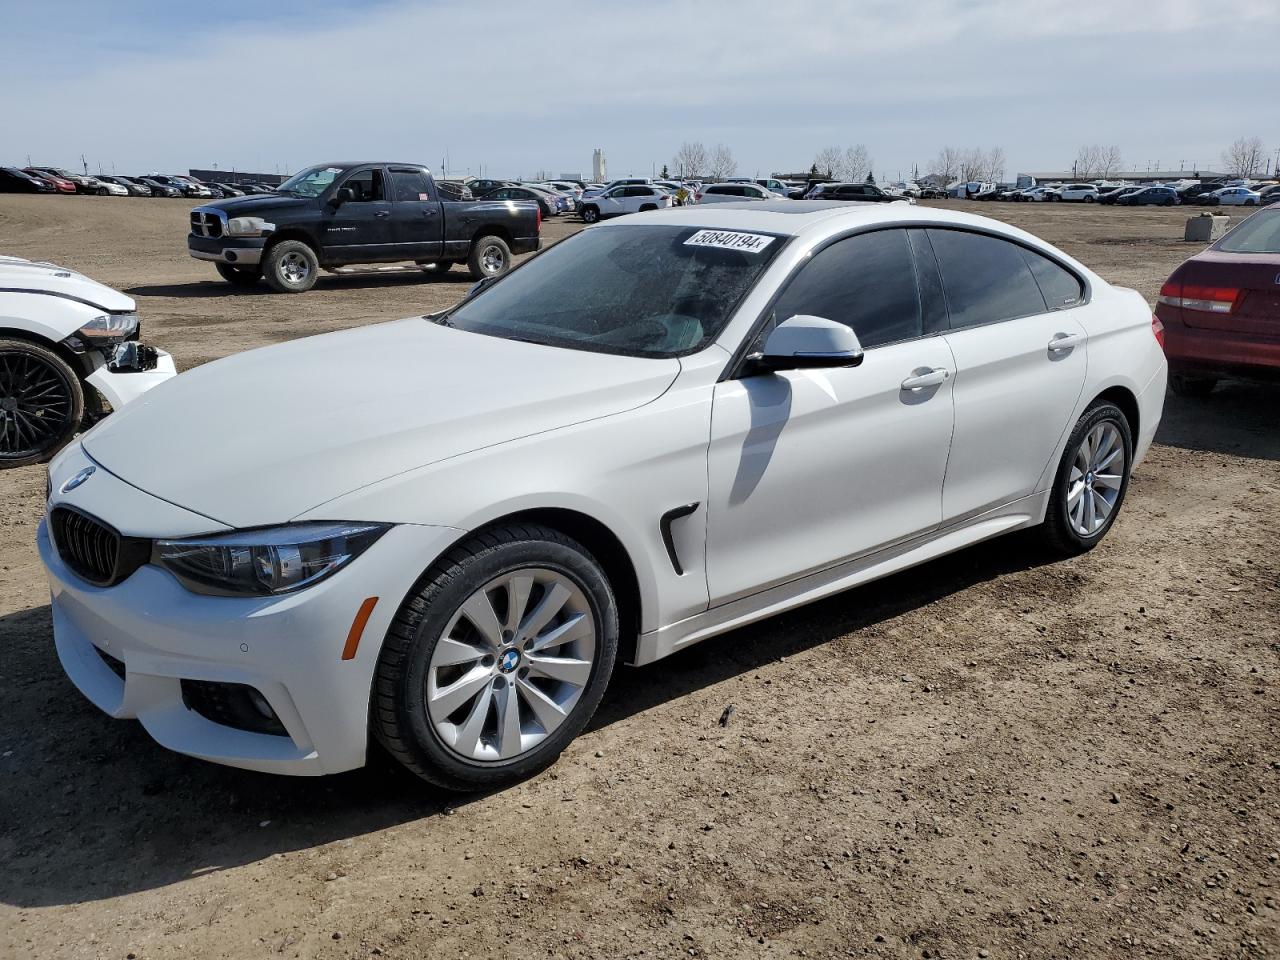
3, 0, 1278, 181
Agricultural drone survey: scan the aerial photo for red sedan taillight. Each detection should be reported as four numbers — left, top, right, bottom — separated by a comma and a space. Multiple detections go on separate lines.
536, 207, 542, 232
1157, 279, 1241, 314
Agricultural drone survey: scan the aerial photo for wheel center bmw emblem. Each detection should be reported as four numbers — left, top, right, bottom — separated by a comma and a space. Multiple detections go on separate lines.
61, 466, 96, 493
499, 649, 521, 674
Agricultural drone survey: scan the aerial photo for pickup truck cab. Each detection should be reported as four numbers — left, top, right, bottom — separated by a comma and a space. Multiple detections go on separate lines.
188, 162, 542, 293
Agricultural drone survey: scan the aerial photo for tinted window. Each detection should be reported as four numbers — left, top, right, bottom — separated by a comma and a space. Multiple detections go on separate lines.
1217, 208, 1280, 253
771, 229, 922, 349
927, 229, 1048, 328
389, 168, 431, 201
1021, 249, 1083, 309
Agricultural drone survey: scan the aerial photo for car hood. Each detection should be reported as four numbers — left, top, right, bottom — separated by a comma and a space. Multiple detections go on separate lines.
0, 256, 134, 312
199, 193, 314, 216
82, 318, 681, 528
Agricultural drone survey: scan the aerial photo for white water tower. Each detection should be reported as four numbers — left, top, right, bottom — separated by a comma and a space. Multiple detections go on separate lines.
592, 148, 607, 183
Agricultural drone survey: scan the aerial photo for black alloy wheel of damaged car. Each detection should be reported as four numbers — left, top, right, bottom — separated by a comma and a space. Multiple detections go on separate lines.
0, 338, 84, 467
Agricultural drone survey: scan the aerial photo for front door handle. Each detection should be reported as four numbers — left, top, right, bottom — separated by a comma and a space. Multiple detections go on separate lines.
901, 367, 951, 391
374, 210, 390, 218
1048, 332, 1083, 352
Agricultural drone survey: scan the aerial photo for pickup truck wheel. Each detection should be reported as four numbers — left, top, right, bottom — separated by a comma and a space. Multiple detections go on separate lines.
0, 338, 85, 468
263, 240, 319, 293
468, 235, 512, 280
581, 205, 600, 224
215, 263, 262, 287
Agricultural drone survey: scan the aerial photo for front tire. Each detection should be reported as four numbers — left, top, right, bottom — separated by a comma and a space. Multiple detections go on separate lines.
581, 205, 600, 224
467, 235, 512, 280
0, 338, 85, 468
371, 523, 619, 791
262, 240, 319, 293
1039, 401, 1133, 555
215, 263, 262, 287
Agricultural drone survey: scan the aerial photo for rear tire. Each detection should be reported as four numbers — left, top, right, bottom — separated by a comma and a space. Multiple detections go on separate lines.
0, 337, 84, 468
263, 240, 319, 293
215, 263, 262, 287
467, 235, 512, 280
371, 523, 619, 791
1038, 401, 1133, 556
1169, 373, 1217, 398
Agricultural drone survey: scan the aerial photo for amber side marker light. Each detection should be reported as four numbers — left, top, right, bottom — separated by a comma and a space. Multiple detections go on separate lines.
342, 597, 379, 661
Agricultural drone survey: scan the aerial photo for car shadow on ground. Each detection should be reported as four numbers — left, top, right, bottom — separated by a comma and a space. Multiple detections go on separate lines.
1155, 379, 1280, 461
0, 532, 1055, 909
125, 271, 474, 299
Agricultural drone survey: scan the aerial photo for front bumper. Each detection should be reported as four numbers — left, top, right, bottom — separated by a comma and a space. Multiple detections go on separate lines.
39, 448, 462, 776
188, 234, 266, 266
84, 346, 176, 410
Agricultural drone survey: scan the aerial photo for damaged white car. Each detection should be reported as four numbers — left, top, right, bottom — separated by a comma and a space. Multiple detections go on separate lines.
0, 256, 175, 467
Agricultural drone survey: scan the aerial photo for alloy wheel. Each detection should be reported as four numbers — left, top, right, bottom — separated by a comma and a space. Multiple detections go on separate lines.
279, 251, 312, 285
1066, 421, 1126, 537
0, 350, 75, 460
480, 244, 506, 275
426, 568, 597, 762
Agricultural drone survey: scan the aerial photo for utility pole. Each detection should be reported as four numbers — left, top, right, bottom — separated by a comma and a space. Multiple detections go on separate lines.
81, 154, 87, 175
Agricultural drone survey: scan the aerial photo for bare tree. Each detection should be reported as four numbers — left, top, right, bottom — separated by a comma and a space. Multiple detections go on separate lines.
928, 146, 963, 183
1074, 145, 1100, 178
981, 146, 1006, 182
708, 143, 737, 181
1222, 136, 1266, 178
672, 141, 708, 179
813, 146, 842, 179
959, 148, 986, 183
1097, 145, 1123, 177
843, 144, 872, 182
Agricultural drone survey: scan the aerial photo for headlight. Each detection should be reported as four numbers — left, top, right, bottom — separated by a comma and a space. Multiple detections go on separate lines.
152, 522, 390, 596
225, 216, 275, 237
76, 312, 139, 343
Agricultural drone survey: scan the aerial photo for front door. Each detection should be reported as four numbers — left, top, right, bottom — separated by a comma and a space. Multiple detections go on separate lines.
324, 166, 394, 261
387, 166, 445, 260
921, 227, 1090, 522
706, 228, 956, 604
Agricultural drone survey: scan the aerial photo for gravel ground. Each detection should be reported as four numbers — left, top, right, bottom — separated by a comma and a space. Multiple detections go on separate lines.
0, 196, 1277, 960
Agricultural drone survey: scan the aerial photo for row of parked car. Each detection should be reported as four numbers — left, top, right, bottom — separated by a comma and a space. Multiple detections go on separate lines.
0, 165, 283, 199
991, 179, 1278, 207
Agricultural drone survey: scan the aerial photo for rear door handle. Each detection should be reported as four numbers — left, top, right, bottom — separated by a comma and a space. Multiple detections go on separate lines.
1048, 332, 1083, 352
374, 210, 390, 218
900, 367, 951, 391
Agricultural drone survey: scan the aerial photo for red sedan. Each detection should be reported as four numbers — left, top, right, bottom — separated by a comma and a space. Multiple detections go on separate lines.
1157, 204, 1280, 396
23, 168, 75, 193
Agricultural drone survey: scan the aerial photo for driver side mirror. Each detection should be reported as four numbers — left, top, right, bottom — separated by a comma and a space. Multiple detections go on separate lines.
331, 187, 355, 206
748, 315, 864, 374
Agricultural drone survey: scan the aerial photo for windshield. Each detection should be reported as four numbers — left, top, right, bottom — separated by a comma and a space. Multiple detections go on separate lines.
1216, 209, 1280, 254
276, 164, 343, 197
439, 225, 787, 358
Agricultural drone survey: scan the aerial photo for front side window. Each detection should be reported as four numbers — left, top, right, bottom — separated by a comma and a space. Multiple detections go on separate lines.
927, 229, 1049, 328
770, 229, 922, 349
340, 168, 385, 202
440, 225, 786, 358
276, 164, 343, 198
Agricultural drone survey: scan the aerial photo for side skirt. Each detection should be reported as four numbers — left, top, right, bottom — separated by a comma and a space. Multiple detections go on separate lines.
631, 490, 1050, 666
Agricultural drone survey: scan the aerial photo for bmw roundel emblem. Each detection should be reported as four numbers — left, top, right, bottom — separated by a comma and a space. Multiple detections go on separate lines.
499, 649, 521, 674
60, 466, 96, 493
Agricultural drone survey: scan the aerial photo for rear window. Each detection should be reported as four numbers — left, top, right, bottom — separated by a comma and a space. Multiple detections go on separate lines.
1216, 209, 1280, 254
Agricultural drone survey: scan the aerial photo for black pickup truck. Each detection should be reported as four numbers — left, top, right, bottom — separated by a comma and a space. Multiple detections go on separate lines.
187, 161, 541, 293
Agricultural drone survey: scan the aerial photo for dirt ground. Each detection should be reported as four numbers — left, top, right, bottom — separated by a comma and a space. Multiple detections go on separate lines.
0, 196, 1277, 960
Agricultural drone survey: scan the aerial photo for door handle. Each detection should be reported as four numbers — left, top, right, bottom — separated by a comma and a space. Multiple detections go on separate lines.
374, 211, 390, 218
1048, 332, 1083, 352
900, 367, 950, 391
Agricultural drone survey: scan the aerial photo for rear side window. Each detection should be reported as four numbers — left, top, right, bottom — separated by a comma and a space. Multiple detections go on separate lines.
1021, 249, 1083, 309
1217, 209, 1280, 253
771, 229, 922, 349
390, 168, 431, 201
927, 229, 1048, 328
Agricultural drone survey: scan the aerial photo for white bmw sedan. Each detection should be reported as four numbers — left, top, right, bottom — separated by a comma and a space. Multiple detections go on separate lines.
39, 201, 1167, 790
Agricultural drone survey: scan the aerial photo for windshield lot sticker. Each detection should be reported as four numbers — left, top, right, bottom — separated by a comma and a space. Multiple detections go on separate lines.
684, 230, 775, 253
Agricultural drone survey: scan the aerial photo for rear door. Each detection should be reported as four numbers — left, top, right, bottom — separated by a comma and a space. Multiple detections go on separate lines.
324, 166, 394, 260
926, 227, 1090, 522
387, 166, 444, 259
